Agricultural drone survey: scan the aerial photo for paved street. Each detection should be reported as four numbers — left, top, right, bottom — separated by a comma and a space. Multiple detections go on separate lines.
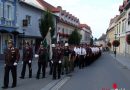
0, 53, 130, 90
60, 53, 130, 90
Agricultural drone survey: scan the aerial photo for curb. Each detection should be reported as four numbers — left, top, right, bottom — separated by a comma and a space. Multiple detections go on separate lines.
109, 53, 130, 70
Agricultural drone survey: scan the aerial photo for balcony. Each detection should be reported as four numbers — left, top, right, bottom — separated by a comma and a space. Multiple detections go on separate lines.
58, 32, 70, 38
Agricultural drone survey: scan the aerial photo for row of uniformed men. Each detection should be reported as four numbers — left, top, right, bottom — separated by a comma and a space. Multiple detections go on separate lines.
1, 39, 101, 89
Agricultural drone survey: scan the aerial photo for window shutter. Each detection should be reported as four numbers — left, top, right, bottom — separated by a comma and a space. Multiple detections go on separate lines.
0, 2, 3, 18
4, 3, 8, 19
11, 5, 14, 20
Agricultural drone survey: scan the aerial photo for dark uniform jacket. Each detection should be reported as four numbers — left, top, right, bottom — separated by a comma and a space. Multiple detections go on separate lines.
23, 47, 33, 62
4, 47, 20, 66
52, 48, 61, 62
64, 48, 71, 57
70, 50, 75, 59
38, 48, 47, 62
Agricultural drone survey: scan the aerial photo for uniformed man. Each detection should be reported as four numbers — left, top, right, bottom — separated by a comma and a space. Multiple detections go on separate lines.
52, 44, 62, 80
36, 42, 47, 79
74, 45, 80, 67
49, 44, 55, 75
70, 45, 76, 72
20, 41, 33, 79
87, 45, 92, 65
79, 44, 86, 69
2, 39, 20, 89
63, 43, 71, 74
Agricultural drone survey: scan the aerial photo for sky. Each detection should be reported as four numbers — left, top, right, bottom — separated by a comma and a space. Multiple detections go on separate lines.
28, 0, 123, 38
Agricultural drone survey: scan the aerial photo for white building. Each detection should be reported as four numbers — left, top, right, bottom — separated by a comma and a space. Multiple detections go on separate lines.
79, 24, 92, 44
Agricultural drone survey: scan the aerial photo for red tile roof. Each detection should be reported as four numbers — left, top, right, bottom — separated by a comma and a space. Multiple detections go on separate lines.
37, 0, 60, 13
79, 24, 91, 30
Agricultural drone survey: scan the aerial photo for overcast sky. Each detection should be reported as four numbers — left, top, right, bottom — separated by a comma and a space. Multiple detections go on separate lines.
27, 0, 123, 38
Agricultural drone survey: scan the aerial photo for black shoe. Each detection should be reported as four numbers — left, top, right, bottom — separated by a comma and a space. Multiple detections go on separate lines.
53, 77, 56, 80
29, 76, 32, 78
19, 76, 24, 79
61, 72, 64, 75
42, 76, 45, 78
11, 85, 16, 88
1, 86, 8, 89
58, 77, 61, 79
36, 77, 39, 79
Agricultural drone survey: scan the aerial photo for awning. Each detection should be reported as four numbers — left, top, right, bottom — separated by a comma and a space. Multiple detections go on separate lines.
0, 29, 10, 33
0, 26, 20, 35
0, 26, 17, 33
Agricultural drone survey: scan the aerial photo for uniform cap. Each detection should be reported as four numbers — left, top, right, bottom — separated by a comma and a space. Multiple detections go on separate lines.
8, 39, 13, 44
65, 43, 69, 46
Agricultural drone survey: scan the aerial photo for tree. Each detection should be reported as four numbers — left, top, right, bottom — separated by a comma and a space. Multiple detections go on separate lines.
94, 38, 98, 41
90, 37, 93, 46
68, 29, 82, 45
39, 11, 55, 40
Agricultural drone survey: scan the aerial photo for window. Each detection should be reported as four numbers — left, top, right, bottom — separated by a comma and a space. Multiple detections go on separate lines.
62, 28, 64, 34
117, 24, 118, 34
7, 5, 11, 19
26, 15, 31, 25
122, 20, 126, 33
0, 2, 3, 22
128, 12, 130, 25
119, 23, 121, 34
5, 3, 14, 20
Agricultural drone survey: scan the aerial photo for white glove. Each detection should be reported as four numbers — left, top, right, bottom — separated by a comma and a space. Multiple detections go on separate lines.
35, 54, 39, 58
4, 64, 6, 67
59, 60, 61, 64
29, 60, 31, 63
13, 62, 17, 66
51, 61, 53, 63
22, 61, 23, 64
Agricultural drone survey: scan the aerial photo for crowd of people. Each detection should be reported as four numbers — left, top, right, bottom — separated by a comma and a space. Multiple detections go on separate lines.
1, 39, 102, 89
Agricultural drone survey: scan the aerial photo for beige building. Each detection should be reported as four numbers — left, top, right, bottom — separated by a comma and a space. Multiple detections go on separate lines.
106, 15, 119, 52
115, 11, 127, 55
125, 1, 130, 55
107, 0, 130, 56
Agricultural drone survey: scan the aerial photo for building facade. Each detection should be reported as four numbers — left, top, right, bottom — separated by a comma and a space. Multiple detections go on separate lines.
0, 0, 17, 58
56, 6, 80, 43
16, 0, 43, 51
107, 0, 130, 55
79, 24, 92, 44
107, 15, 119, 52
37, 0, 80, 43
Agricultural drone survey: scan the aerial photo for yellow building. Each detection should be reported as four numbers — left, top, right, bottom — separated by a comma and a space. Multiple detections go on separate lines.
106, 15, 119, 52
115, 11, 127, 55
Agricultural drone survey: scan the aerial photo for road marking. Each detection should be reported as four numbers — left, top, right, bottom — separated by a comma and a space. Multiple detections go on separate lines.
50, 77, 70, 90
41, 77, 70, 90
41, 80, 60, 90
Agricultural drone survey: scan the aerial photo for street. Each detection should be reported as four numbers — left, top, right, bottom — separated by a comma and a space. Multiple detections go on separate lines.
0, 52, 130, 90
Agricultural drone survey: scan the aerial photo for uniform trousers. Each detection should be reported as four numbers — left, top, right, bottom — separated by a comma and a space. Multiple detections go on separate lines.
3, 65, 17, 87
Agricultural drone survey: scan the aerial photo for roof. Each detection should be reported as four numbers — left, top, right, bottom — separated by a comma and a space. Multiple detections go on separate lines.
37, 0, 60, 13
98, 34, 106, 41
79, 24, 91, 30
119, 0, 129, 12
20, 0, 44, 11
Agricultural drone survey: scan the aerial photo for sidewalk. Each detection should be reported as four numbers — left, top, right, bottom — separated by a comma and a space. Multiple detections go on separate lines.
109, 52, 130, 70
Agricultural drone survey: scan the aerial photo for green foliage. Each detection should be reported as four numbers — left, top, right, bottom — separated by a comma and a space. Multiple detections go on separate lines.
68, 29, 82, 45
90, 38, 93, 46
39, 11, 55, 39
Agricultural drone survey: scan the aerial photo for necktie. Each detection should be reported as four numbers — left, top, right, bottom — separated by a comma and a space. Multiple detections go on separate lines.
81, 48, 82, 55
